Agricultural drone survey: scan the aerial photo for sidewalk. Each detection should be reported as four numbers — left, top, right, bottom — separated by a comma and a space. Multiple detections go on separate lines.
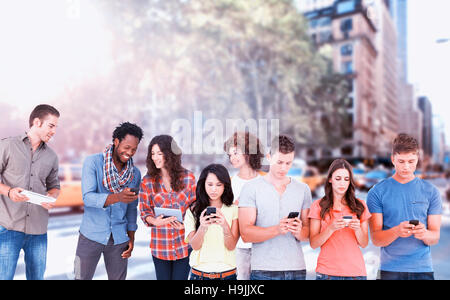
442, 201, 450, 225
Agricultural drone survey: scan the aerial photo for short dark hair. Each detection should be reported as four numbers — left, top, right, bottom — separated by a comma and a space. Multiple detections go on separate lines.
270, 135, 295, 154
112, 122, 144, 142
392, 133, 419, 155
29, 104, 60, 128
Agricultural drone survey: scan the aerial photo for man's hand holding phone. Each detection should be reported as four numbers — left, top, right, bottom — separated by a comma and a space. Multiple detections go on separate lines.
286, 212, 302, 235
118, 188, 139, 204
287, 217, 302, 235
106, 188, 138, 207
396, 221, 415, 238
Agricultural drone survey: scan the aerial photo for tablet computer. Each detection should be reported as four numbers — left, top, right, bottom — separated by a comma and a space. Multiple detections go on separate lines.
20, 190, 57, 206
154, 207, 183, 223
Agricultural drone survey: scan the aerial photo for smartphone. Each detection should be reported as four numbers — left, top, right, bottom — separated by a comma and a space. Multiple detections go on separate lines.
205, 206, 216, 217
129, 187, 140, 195
343, 215, 353, 226
287, 211, 299, 219
409, 219, 419, 226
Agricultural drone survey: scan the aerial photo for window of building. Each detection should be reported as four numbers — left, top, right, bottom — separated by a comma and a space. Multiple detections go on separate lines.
317, 16, 332, 27
340, 43, 353, 56
341, 61, 353, 74
319, 30, 332, 43
307, 148, 316, 159
321, 149, 332, 157
336, 0, 356, 14
340, 18, 353, 33
309, 19, 318, 28
341, 145, 353, 156
346, 96, 353, 109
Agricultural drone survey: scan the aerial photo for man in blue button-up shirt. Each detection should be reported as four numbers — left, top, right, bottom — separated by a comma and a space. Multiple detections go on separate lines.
75, 122, 143, 280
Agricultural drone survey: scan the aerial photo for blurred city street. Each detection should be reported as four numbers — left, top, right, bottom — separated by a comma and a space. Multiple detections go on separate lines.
2, 0, 450, 282
12, 178, 450, 280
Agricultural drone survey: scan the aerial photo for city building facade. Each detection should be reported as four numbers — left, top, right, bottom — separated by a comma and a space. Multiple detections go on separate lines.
301, 0, 394, 161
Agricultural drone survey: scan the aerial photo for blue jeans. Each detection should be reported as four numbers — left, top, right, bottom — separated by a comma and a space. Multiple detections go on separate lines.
379, 270, 434, 280
250, 270, 306, 280
316, 272, 367, 280
0, 226, 47, 280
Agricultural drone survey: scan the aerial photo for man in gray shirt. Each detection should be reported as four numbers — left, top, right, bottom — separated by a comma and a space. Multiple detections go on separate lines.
239, 135, 312, 280
0, 104, 60, 280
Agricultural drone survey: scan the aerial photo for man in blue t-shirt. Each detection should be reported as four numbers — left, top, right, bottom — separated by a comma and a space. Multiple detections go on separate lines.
367, 133, 442, 280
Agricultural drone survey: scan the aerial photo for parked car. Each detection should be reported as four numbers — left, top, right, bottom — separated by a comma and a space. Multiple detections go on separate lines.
301, 166, 325, 196
288, 163, 325, 196
53, 164, 83, 211
353, 167, 367, 189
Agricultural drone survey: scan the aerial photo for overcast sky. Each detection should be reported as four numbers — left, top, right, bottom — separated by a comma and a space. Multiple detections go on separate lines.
408, 0, 450, 145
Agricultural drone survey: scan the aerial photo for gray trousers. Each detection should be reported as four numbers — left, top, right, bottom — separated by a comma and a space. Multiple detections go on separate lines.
236, 248, 251, 280
74, 233, 128, 280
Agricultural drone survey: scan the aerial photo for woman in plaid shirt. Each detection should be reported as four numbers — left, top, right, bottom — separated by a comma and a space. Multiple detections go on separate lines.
139, 135, 196, 280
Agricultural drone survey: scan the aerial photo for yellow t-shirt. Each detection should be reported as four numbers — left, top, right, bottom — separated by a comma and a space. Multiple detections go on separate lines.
184, 205, 238, 273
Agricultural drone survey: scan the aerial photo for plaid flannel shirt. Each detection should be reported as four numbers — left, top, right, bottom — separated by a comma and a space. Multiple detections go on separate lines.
139, 170, 196, 261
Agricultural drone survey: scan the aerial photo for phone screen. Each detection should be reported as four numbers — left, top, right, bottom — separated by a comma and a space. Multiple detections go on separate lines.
206, 206, 216, 216
288, 212, 299, 219
129, 187, 140, 195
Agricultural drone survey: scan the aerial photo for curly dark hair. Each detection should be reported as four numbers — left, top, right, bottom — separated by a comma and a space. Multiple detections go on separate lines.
319, 158, 365, 220
189, 164, 234, 230
146, 135, 186, 193
223, 131, 264, 170
112, 122, 144, 142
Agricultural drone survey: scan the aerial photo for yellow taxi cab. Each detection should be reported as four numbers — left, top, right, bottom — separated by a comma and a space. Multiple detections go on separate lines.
300, 166, 325, 195
287, 159, 325, 196
53, 164, 84, 211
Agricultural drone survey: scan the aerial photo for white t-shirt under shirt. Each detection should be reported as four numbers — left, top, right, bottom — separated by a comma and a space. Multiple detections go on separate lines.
231, 174, 260, 249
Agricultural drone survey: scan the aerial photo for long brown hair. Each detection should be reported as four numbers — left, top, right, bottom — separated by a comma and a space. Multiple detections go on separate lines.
319, 158, 365, 220
146, 135, 186, 192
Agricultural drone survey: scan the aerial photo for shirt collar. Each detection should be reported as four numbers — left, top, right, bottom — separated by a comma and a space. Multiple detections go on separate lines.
22, 132, 46, 149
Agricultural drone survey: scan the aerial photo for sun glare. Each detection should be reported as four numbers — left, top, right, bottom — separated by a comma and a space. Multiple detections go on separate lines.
0, 0, 112, 110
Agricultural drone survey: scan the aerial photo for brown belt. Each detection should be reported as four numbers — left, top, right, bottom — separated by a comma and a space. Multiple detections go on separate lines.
191, 268, 236, 279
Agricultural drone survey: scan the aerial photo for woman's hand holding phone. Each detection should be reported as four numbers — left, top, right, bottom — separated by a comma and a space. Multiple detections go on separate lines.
328, 218, 346, 232
212, 208, 229, 229
199, 209, 214, 231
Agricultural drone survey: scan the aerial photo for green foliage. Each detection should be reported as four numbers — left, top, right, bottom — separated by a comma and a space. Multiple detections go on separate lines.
55, 0, 350, 158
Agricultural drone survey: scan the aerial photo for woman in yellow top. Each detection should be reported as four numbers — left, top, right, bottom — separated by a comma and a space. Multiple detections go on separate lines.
184, 164, 239, 280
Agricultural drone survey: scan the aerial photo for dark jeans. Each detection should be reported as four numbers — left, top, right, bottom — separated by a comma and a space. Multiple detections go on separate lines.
152, 255, 191, 280
250, 270, 306, 280
74, 233, 129, 280
379, 270, 435, 280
